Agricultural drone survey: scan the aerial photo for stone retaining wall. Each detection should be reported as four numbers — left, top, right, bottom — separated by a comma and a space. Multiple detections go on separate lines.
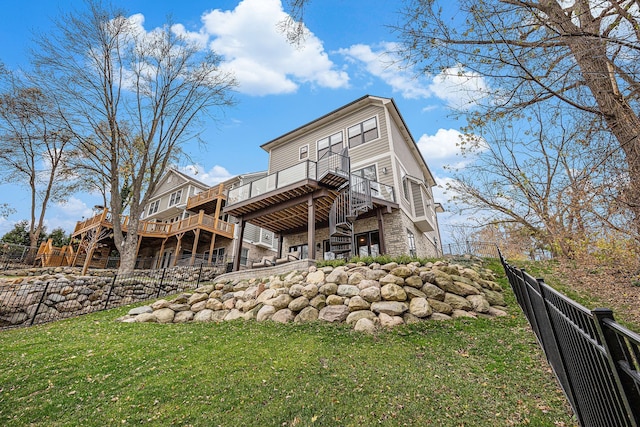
121, 260, 508, 332
0, 266, 218, 329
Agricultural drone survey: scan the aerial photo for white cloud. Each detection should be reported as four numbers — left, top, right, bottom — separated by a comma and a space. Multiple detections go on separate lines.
196, 0, 348, 96
418, 128, 488, 170
428, 65, 491, 110
418, 129, 464, 160
171, 23, 209, 49
339, 43, 431, 99
180, 164, 234, 186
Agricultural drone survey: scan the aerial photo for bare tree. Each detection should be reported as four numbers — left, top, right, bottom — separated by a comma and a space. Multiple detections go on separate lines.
447, 103, 629, 257
32, 0, 236, 272
0, 72, 78, 249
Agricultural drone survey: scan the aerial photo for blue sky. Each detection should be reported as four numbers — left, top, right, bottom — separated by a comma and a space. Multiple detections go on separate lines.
0, 0, 486, 242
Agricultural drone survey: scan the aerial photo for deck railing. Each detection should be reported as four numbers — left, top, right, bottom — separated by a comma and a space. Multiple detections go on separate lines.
187, 183, 226, 209
227, 152, 395, 206
73, 209, 234, 238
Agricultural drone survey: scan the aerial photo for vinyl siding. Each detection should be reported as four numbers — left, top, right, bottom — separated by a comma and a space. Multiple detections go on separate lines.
389, 119, 423, 178
155, 174, 187, 195
268, 104, 389, 174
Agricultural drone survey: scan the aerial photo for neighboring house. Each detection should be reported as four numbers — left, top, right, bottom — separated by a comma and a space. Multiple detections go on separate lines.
71, 169, 276, 269
224, 95, 444, 271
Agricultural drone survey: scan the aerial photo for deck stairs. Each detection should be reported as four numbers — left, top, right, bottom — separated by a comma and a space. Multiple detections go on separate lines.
328, 172, 372, 258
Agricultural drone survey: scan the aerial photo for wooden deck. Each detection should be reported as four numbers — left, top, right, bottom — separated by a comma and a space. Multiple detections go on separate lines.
186, 183, 226, 213
72, 209, 234, 240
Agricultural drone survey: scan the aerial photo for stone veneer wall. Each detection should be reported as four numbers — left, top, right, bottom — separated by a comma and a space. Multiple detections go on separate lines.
282, 209, 438, 259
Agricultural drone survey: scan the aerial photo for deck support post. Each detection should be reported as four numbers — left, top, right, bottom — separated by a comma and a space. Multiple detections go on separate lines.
377, 207, 387, 255
233, 218, 246, 272
308, 195, 316, 260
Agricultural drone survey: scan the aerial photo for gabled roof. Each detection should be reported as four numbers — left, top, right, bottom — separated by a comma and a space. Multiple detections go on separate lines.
149, 168, 211, 200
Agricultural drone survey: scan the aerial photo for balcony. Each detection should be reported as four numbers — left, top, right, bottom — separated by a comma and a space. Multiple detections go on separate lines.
224, 152, 396, 234
72, 209, 234, 240
186, 183, 226, 213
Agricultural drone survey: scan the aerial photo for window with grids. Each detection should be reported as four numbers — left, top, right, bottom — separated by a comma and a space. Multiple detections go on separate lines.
348, 117, 378, 148
169, 190, 182, 206
147, 200, 159, 216
407, 230, 416, 257
317, 131, 343, 159
299, 145, 309, 160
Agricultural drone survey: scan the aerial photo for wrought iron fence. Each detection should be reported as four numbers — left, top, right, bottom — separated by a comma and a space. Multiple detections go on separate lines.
501, 252, 640, 427
0, 264, 222, 330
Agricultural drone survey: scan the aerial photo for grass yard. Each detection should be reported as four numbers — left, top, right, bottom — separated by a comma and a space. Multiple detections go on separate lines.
0, 263, 576, 426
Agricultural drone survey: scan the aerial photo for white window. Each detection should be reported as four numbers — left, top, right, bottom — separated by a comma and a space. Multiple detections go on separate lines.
169, 190, 182, 206
317, 131, 343, 159
348, 117, 378, 148
353, 165, 377, 181
407, 230, 416, 257
299, 145, 309, 160
240, 248, 249, 266
401, 171, 410, 201
147, 200, 159, 216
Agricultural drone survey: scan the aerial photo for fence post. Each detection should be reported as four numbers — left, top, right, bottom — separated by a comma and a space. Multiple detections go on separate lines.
196, 263, 203, 288
592, 308, 640, 427
535, 278, 585, 427
156, 268, 167, 298
103, 274, 117, 310
29, 282, 50, 326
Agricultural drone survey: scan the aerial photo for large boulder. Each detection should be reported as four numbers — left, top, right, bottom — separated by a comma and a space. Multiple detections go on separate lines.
444, 293, 473, 311
294, 306, 319, 323
428, 299, 453, 315
354, 317, 377, 333
409, 297, 432, 318
288, 296, 310, 312
325, 268, 348, 285
348, 296, 370, 311
346, 310, 377, 325
359, 286, 381, 303
154, 308, 175, 323
380, 284, 407, 301
256, 305, 276, 322
370, 301, 408, 316
337, 284, 359, 297
306, 270, 325, 285
271, 309, 295, 323
318, 305, 350, 322
467, 294, 491, 313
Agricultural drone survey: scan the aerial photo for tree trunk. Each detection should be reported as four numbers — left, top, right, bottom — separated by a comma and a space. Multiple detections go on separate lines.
569, 38, 640, 232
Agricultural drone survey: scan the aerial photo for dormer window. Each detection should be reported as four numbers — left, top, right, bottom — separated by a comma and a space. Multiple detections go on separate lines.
169, 190, 182, 206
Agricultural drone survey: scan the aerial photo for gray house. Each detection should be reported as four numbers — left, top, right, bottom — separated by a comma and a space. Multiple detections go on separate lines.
224, 95, 443, 271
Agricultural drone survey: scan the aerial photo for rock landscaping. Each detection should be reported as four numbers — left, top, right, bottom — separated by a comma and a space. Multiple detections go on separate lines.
0, 266, 218, 328
120, 260, 509, 331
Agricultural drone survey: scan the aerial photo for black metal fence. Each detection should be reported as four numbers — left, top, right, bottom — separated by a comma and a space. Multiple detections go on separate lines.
501, 253, 640, 427
0, 264, 220, 330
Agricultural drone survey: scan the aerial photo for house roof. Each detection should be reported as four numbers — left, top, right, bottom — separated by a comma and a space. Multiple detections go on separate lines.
260, 95, 436, 187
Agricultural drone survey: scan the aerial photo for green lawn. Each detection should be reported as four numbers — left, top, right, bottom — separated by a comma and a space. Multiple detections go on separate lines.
0, 264, 576, 426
